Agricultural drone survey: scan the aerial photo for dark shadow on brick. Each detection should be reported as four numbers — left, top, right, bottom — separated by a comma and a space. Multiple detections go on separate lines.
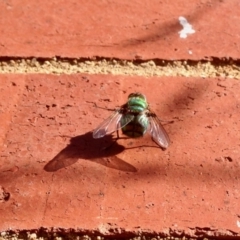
44, 132, 137, 172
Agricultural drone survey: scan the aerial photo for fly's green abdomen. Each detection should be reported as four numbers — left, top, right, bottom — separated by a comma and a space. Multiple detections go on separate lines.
121, 114, 149, 138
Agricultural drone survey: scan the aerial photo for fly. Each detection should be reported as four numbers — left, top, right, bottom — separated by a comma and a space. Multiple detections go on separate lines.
93, 92, 170, 149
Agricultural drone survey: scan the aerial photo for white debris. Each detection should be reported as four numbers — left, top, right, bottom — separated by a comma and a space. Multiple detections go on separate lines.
178, 16, 195, 38
29, 233, 37, 239
237, 220, 240, 228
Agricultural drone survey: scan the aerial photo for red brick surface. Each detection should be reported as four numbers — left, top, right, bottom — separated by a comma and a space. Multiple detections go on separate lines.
0, 0, 240, 59
1, 0, 240, 238
1, 75, 240, 236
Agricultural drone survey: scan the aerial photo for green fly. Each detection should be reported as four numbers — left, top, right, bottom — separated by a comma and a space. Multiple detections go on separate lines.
93, 92, 170, 149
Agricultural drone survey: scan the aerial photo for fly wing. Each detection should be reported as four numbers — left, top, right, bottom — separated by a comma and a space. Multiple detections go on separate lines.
148, 113, 170, 149
93, 110, 134, 138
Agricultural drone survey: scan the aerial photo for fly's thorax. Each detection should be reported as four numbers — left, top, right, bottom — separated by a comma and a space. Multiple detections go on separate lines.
127, 93, 148, 113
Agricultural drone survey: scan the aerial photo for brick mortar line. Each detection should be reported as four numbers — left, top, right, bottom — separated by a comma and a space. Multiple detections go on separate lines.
0, 57, 239, 79
0, 227, 235, 240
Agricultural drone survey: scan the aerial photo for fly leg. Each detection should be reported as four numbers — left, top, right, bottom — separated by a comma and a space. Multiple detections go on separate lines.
89, 101, 116, 112
101, 129, 120, 151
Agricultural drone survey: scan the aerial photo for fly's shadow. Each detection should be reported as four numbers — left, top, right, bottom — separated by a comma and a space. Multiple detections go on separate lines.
44, 131, 137, 172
